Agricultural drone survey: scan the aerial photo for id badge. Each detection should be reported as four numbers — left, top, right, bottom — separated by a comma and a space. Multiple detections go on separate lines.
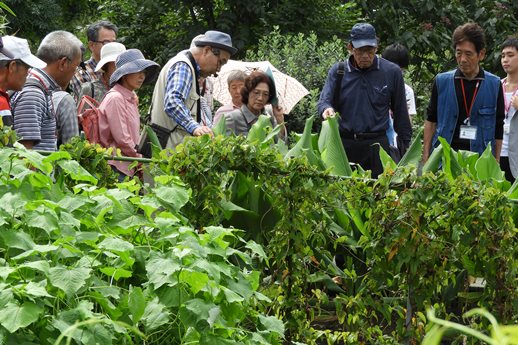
504, 123, 510, 135
459, 125, 477, 140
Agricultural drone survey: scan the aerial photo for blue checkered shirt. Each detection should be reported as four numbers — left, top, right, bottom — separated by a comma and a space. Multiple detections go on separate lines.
164, 61, 201, 134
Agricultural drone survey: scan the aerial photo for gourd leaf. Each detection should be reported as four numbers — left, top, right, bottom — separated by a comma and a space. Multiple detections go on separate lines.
48, 266, 92, 297
0, 302, 43, 333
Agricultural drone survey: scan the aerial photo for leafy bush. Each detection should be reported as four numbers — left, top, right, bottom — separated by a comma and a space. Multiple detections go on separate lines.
0, 145, 283, 344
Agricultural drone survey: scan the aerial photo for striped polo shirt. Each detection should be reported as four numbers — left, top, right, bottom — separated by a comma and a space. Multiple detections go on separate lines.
11, 68, 60, 152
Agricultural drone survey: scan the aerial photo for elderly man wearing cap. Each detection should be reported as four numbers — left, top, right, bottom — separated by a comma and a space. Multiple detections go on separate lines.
11, 31, 83, 151
151, 30, 237, 149
0, 36, 46, 128
317, 23, 411, 178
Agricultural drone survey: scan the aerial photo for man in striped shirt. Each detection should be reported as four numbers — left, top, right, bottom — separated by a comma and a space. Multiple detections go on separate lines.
11, 31, 83, 151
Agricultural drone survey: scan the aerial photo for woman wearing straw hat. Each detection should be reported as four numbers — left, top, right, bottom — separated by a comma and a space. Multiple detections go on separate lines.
78, 42, 126, 103
98, 48, 159, 179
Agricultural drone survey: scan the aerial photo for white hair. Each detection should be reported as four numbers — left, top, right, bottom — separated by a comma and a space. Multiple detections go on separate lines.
37, 31, 83, 63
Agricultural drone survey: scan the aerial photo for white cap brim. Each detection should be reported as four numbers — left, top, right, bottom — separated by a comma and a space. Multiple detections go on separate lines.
21, 54, 46, 69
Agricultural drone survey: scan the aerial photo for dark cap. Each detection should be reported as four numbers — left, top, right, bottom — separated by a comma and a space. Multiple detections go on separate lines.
350, 23, 377, 48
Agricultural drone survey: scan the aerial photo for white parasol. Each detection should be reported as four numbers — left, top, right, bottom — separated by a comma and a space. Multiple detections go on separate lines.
210, 60, 309, 114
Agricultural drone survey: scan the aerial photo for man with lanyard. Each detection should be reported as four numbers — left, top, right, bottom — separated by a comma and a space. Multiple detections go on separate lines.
69, 20, 118, 101
501, 37, 518, 182
422, 22, 504, 162
0, 36, 46, 127
151, 30, 237, 149
318, 23, 411, 177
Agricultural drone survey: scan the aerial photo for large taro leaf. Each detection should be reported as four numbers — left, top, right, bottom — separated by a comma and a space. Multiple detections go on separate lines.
212, 115, 226, 137
318, 116, 352, 176
285, 115, 325, 169
398, 128, 423, 168
438, 137, 462, 180
474, 144, 504, 181
247, 115, 272, 144
422, 145, 443, 174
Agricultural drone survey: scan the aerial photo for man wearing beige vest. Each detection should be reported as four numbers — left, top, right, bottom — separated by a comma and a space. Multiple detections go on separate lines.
151, 30, 237, 149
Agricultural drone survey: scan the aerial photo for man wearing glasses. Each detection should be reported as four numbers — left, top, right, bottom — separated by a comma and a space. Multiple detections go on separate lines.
317, 23, 411, 178
151, 30, 237, 149
70, 20, 118, 100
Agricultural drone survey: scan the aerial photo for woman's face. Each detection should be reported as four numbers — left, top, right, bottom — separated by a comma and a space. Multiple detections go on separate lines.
121, 71, 146, 91
247, 82, 270, 115
229, 80, 244, 106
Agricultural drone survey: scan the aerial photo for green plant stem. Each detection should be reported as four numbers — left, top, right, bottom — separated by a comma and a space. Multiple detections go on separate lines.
427, 310, 495, 344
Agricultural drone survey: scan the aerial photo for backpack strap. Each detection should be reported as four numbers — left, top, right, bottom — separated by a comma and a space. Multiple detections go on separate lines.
332, 61, 345, 110
184, 51, 201, 124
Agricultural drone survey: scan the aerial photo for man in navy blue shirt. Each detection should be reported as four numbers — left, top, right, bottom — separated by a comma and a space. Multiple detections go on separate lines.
318, 23, 411, 177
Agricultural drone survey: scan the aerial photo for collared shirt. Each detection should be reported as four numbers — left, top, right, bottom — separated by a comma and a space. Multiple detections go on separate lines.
164, 61, 201, 134
70, 58, 103, 101
317, 55, 411, 142
0, 89, 13, 126
11, 68, 60, 152
99, 83, 141, 176
224, 104, 279, 137
53, 91, 79, 146
214, 102, 240, 125
426, 68, 505, 150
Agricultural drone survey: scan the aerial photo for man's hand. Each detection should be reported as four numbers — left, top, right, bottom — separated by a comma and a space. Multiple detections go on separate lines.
322, 107, 336, 119
193, 126, 213, 137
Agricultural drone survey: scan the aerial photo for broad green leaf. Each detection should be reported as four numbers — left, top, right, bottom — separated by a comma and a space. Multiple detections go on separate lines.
184, 298, 216, 323
24, 280, 52, 298
378, 145, 397, 171
12, 244, 59, 261
245, 241, 268, 262
213, 115, 226, 136
398, 128, 423, 167
100, 267, 133, 281
98, 237, 134, 252
247, 115, 273, 143
142, 297, 170, 331
12, 146, 52, 174
422, 145, 443, 174
258, 315, 285, 335
57, 160, 97, 184
42, 150, 71, 163
438, 137, 462, 180
285, 115, 325, 169
154, 185, 190, 212
219, 199, 258, 220
0, 192, 28, 217
128, 286, 146, 324
0, 302, 43, 333
179, 270, 209, 294
318, 116, 352, 176
48, 266, 91, 297
0, 267, 14, 280
474, 145, 504, 181
222, 287, 244, 303
0, 230, 35, 250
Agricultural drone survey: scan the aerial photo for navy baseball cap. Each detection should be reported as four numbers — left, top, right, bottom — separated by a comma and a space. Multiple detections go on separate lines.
350, 23, 378, 48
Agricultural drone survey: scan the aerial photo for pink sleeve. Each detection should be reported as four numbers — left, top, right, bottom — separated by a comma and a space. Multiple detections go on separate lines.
103, 95, 139, 157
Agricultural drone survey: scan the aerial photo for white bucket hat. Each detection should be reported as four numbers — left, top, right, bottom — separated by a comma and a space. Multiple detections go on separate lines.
109, 49, 160, 86
0, 36, 46, 68
95, 42, 126, 72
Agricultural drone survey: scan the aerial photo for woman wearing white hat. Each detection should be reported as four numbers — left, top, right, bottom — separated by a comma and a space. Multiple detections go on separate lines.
78, 42, 126, 103
98, 48, 159, 179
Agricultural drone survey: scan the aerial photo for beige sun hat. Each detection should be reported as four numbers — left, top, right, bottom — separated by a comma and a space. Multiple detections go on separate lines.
95, 42, 126, 72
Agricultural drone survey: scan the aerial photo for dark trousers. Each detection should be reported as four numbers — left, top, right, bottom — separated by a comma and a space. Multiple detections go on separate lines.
341, 135, 389, 178
500, 156, 515, 183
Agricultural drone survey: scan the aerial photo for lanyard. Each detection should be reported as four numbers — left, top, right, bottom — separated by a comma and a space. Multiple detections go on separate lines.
502, 78, 518, 116
460, 79, 480, 120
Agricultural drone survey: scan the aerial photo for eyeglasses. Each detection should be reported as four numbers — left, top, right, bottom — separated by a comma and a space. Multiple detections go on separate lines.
91, 39, 117, 46
251, 89, 270, 99
353, 47, 377, 56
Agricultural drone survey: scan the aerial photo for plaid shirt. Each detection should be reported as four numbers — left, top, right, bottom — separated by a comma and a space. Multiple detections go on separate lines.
70, 58, 103, 101
164, 61, 202, 134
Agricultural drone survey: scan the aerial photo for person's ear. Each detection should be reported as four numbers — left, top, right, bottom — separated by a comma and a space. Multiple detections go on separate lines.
58, 57, 69, 71
347, 42, 354, 53
8, 60, 18, 73
479, 48, 486, 61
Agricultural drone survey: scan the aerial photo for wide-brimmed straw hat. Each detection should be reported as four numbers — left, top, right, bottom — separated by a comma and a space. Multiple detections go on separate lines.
193, 30, 237, 55
109, 49, 160, 86
95, 42, 126, 72
0, 36, 46, 68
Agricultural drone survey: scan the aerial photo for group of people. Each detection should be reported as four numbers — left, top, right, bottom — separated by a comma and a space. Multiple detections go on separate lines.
1, 20, 517, 181
318, 21, 518, 182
